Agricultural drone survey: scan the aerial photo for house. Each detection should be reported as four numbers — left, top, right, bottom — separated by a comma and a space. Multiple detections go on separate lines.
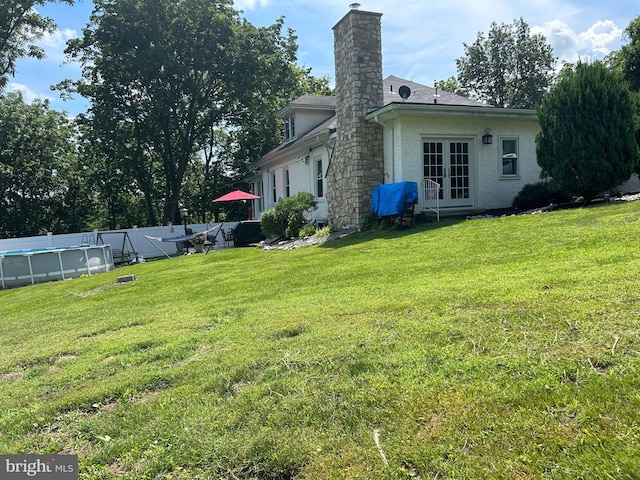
251, 8, 546, 229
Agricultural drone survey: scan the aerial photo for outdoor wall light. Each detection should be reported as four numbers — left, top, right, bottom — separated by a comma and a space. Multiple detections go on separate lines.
482, 128, 493, 145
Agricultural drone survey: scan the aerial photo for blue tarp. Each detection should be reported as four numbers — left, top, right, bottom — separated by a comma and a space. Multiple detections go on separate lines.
370, 182, 418, 217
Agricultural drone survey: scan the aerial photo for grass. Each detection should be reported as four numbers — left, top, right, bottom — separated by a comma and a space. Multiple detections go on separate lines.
1, 201, 640, 479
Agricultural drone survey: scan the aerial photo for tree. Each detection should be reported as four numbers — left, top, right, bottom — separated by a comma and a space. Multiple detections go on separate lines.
0, 92, 78, 236
536, 61, 639, 202
607, 15, 640, 172
0, 0, 73, 91
607, 15, 640, 91
435, 76, 460, 94
456, 18, 555, 108
63, 0, 302, 225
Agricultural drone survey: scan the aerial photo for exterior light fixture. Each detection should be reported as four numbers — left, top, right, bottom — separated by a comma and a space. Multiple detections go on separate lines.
482, 128, 493, 145
179, 207, 189, 235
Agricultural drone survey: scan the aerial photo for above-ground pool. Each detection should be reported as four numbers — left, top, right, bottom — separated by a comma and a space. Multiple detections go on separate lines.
0, 245, 114, 289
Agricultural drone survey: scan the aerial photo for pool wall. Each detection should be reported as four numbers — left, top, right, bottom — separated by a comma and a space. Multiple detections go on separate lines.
0, 245, 114, 289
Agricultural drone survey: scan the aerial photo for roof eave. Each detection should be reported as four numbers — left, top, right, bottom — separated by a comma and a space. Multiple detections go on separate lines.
276, 102, 336, 119
257, 128, 333, 168
366, 103, 538, 122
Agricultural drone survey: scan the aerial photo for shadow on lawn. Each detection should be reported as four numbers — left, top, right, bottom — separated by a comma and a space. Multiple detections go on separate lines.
318, 215, 466, 249
318, 196, 629, 250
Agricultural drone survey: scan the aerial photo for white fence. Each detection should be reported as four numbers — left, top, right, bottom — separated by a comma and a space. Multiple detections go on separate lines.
0, 222, 240, 261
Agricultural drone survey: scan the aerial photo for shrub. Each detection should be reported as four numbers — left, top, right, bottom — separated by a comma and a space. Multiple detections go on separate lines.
536, 61, 639, 202
315, 226, 331, 237
260, 192, 318, 239
512, 182, 570, 210
299, 225, 317, 237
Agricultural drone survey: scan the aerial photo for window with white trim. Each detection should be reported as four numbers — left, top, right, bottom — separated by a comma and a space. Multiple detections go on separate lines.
284, 114, 296, 143
501, 138, 519, 177
315, 158, 324, 198
272, 172, 277, 202
285, 169, 290, 197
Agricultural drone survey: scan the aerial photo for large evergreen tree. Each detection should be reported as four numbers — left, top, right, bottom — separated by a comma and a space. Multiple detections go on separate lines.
456, 18, 555, 108
536, 61, 639, 202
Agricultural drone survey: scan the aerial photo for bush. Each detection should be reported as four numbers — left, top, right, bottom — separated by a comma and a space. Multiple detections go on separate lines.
315, 225, 331, 237
512, 182, 570, 210
260, 192, 318, 239
299, 225, 317, 237
536, 62, 639, 202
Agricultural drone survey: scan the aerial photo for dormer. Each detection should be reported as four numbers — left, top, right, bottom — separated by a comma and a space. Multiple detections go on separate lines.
277, 94, 336, 145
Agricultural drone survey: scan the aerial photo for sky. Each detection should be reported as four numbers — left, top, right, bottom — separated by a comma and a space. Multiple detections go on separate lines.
9, 0, 640, 116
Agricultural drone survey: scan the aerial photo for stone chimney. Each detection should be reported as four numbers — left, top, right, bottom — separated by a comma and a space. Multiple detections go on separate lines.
327, 8, 384, 229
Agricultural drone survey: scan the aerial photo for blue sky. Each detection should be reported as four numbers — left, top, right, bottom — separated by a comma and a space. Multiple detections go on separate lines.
9, 0, 640, 116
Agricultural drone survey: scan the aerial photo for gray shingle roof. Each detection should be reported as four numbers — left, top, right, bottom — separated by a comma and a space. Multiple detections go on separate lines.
383, 75, 488, 107
289, 94, 337, 108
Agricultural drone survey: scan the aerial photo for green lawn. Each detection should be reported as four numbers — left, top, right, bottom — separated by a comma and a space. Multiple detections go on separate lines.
1, 202, 639, 479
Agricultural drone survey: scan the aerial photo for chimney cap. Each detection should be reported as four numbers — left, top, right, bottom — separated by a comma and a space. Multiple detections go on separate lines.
349, 3, 361, 9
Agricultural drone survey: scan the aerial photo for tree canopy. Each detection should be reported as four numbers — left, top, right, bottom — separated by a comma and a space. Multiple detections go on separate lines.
607, 15, 640, 172
0, 0, 73, 91
0, 92, 81, 236
63, 0, 317, 225
607, 14, 640, 91
536, 61, 639, 202
456, 18, 555, 108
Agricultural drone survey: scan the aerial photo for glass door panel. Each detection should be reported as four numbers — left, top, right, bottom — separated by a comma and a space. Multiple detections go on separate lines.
423, 139, 473, 207
423, 141, 444, 200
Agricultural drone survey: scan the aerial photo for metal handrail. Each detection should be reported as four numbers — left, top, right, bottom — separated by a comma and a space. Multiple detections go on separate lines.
423, 179, 440, 222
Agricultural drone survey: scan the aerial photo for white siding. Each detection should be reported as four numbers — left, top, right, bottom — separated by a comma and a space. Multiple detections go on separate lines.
383, 115, 541, 210
261, 147, 329, 224
293, 110, 335, 139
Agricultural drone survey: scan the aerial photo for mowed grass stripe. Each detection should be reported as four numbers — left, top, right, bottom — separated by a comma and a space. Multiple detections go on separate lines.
0, 201, 639, 479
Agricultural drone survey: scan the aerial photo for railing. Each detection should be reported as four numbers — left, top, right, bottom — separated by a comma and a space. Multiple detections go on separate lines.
423, 179, 440, 222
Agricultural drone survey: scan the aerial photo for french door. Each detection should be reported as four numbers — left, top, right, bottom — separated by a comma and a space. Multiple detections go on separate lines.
423, 139, 473, 207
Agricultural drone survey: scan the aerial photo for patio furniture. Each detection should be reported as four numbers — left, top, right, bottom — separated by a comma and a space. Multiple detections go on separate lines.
221, 228, 234, 247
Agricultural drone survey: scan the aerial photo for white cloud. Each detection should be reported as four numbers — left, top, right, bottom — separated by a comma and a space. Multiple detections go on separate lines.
7, 83, 54, 104
233, 0, 269, 10
38, 28, 78, 63
580, 20, 623, 57
40, 28, 77, 49
534, 19, 623, 64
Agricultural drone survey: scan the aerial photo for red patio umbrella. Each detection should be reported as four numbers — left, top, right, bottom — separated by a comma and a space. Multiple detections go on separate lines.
212, 190, 260, 202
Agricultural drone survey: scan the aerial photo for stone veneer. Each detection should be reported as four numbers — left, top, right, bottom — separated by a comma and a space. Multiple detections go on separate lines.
327, 9, 384, 230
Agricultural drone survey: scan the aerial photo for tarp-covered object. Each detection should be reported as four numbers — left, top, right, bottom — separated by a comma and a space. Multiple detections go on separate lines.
371, 182, 418, 217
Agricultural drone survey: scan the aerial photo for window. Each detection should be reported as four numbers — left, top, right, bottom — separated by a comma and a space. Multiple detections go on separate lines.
254, 181, 264, 211
316, 159, 324, 198
284, 114, 296, 143
285, 169, 290, 197
501, 138, 518, 177
272, 172, 277, 202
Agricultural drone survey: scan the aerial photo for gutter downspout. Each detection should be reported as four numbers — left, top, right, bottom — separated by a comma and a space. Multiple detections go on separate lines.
373, 115, 393, 183
322, 129, 337, 179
